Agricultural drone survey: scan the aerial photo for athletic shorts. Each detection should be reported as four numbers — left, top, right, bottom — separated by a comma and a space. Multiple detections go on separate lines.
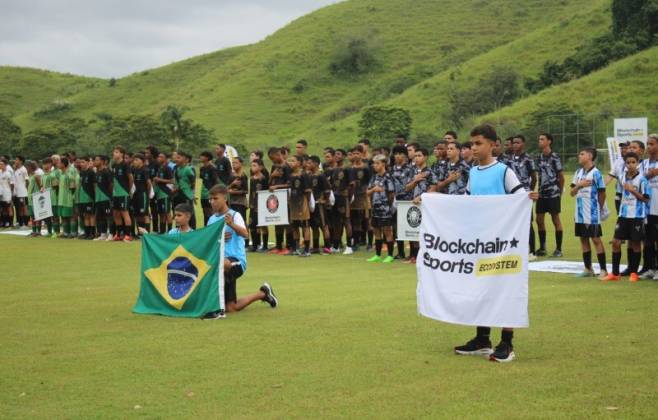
112, 196, 130, 211
157, 197, 171, 214
13, 196, 26, 207
224, 257, 244, 304
334, 195, 350, 219
248, 208, 259, 229
291, 219, 310, 229
614, 217, 645, 241
132, 193, 149, 216
201, 198, 211, 209
574, 223, 603, 238
310, 204, 327, 229
28, 205, 34, 217
0, 200, 9, 209
536, 197, 561, 215
371, 216, 393, 228
58, 206, 73, 218
78, 202, 95, 215
95, 201, 111, 219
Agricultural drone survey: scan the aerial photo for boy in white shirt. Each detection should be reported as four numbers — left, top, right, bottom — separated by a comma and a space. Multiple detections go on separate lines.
12, 156, 29, 228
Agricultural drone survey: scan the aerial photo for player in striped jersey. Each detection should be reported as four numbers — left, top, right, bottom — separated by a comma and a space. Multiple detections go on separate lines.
605, 152, 650, 282
641, 135, 658, 280
570, 147, 607, 280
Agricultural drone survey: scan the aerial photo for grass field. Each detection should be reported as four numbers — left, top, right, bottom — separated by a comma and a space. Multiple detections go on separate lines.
3, 184, 658, 418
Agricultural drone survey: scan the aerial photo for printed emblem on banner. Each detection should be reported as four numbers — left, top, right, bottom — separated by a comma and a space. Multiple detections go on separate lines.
407, 206, 422, 228
266, 195, 279, 213
38, 195, 46, 208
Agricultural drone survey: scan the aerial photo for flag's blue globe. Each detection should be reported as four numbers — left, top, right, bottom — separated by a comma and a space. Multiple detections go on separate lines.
167, 257, 199, 299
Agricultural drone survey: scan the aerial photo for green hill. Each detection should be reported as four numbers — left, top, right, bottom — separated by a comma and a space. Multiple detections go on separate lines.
0, 0, 655, 154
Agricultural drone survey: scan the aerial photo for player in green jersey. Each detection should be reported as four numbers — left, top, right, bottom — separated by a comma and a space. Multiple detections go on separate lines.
111, 146, 134, 242
77, 158, 96, 240
56, 157, 75, 238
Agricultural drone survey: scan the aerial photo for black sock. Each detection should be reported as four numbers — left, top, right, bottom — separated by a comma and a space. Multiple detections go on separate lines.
387, 241, 395, 257
250, 229, 259, 248
367, 230, 374, 247
529, 225, 536, 254
556, 230, 563, 251
286, 231, 293, 249
159, 220, 167, 234
275, 231, 283, 250
538, 230, 546, 249
583, 251, 592, 270
312, 234, 320, 250
98, 222, 107, 235
263, 232, 269, 249
303, 241, 309, 253
501, 330, 514, 346
597, 252, 607, 273
476, 326, 491, 340
612, 251, 622, 275
375, 239, 383, 256
643, 244, 653, 270
397, 241, 405, 258
630, 249, 641, 273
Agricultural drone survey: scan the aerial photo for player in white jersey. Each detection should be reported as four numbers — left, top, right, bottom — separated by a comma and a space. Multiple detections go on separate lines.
640, 134, 658, 280
570, 147, 607, 279
605, 152, 650, 282
0, 159, 13, 228
12, 156, 29, 228
605, 141, 629, 214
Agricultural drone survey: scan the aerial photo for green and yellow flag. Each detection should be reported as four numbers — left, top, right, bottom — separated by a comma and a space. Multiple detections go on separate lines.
133, 220, 225, 317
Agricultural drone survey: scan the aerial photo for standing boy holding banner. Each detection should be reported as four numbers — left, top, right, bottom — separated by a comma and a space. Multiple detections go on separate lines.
453, 124, 538, 363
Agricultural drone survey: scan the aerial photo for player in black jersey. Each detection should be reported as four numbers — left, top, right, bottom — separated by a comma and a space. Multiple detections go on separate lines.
268, 147, 292, 254
153, 152, 174, 234
131, 154, 152, 237
145, 146, 160, 232
199, 151, 220, 225
248, 159, 269, 252
306, 155, 332, 254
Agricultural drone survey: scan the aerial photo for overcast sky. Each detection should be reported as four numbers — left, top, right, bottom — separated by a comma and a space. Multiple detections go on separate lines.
0, 0, 338, 78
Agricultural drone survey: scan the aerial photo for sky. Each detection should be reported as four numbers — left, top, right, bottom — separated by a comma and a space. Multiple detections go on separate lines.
0, 0, 338, 78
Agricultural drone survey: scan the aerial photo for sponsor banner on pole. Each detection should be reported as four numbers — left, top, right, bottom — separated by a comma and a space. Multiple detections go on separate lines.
416, 193, 531, 328
614, 118, 648, 143
257, 189, 289, 226
396, 201, 422, 241
32, 190, 53, 221
607, 137, 622, 169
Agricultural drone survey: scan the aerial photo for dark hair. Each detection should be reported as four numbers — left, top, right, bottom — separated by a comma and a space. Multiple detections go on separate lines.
233, 156, 244, 163
209, 184, 228, 195
309, 155, 321, 165
539, 132, 553, 144
146, 145, 159, 157
470, 124, 497, 142
396, 133, 407, 140
42, 157, 53, 165
444, 131, 458, 139
392, 145, 408, 155
336, 148, 347, 156
174, 203, 194, 215
624, 152, 640, 162
290, 155, 303, 163
460, 141, 473, 149
15, 155, 25, 163
251, 158, 264, 168
408, 142, 420, 150
513, 135, 526, 143
417, 148, 429, 157
281, 145, 290, 153
114, 146, 126, 155
324, 147, 335, 155
434, 140, 447, 147
61, 157, 69, 167
353, 145, 364, 153
268, 147, 281, 156
358, 138, 371, 146
581, 146, 597, 161
296, 139, 308, 147
380, 146, 390, 155
252, 150, 264, 159
133, 153, 145, 161
217, 144, 226, 150
631, 140, 646, 151
200, 151, 213, 160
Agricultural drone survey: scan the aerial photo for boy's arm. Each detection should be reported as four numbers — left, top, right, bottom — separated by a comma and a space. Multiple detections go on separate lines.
224, 212, 249, 238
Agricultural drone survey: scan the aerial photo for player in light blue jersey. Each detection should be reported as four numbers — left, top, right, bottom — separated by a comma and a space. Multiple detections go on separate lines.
570, 147, 608, 280
202, 184, 278, 319
606, 152, 650, 282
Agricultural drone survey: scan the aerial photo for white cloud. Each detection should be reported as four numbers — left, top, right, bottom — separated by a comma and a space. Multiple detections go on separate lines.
0, 0, 338, 78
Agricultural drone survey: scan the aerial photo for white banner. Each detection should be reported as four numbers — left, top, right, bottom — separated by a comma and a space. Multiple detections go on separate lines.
607, 137, 622, 168
32, 190, 53, 221
614, 118, 648, 143
396, 201, 421, 241
257, 189, 289, 226
417, 193, 531, 328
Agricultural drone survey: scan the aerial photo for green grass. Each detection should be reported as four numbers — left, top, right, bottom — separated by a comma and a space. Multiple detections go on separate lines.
2, 181, 658, 418
5, 0, 657, 153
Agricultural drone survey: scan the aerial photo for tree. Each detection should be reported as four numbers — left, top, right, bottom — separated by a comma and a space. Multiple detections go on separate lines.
160, 105, 188, 151
0, 114, 22, 156
329, 37, 379, 77
358, 106, 412, 142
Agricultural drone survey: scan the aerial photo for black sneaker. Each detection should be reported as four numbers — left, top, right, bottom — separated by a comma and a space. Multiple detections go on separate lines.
489, 341, 515, 363
260, 282, 278, 308
551, 249, 563, 258
638, 266, 650, 275
454, 337, 493, 356
535, 249, 547, 257
201, 310, 225, 320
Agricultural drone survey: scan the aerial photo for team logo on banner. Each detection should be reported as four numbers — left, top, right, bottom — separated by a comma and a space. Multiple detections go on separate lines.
396, 201, 421, 241
266, 195, 279, 213
258, 189, 290, 226
144, 245, 210, 310
407, 206, 422, 228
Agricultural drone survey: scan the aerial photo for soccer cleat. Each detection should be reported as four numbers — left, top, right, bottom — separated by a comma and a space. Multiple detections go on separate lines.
575, 270, 595, 278
597, 271, 609, 281
638, 267, 650, 275
94, 234, 107, 241
454, 337, 493, 356
535, 249, 547, 257
105, 234, 114, 242
489, 341, 515, 363
50, 233, 58, 239
260, 282, 278, 308
201, 310, 225, 320
77, 234, 88, 240
367, 255, 383, 263
551, 250, 563, 258
322, 247, 332, 255
602, 273, 621, 282
382, 256, 395, 263
123, 235, 133, 242
342, 246, 353, 255
653, 271, 658, 281
268, 248, 281, 255
620, 268, 631, 276
279, 249, 291, 256
640, 270, 655, 280
629, 273, 640, 282
113, 235, 122, 241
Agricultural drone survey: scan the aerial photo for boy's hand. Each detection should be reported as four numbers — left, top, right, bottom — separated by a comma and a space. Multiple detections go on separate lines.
413, 172, 427, 182
224, 231, 232, 241
623, 183, 636, 192
413, 196, 422, 204
447, 171, 461, 182
578, 179, 592, 188
224, 213, 233, 227
528, 191, 539, 201
372, 186, 384, 193
137, 227, 148, 235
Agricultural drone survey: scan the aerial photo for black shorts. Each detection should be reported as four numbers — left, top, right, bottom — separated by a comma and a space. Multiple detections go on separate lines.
112, 196, 130, 211
95, 201, 111, 218
334, 195, 350, 219
13, 196, 26, 207
575, 223, 603, 238
78, 202, 95, 215
614, 217, 645, 241
224, 257, 244, 304
248, 208, 259, 229
536, 197, 561, 215
132, 193, 149, 216
157, 197, 171, 214
310, 204, 327, 229
291, 219, 310, 229
201, 198, 211, 209
372, 216, 393, 228
0, 200, 9, 209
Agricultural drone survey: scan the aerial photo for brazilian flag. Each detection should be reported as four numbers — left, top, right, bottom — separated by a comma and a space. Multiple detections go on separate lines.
133, 220, 225, 317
